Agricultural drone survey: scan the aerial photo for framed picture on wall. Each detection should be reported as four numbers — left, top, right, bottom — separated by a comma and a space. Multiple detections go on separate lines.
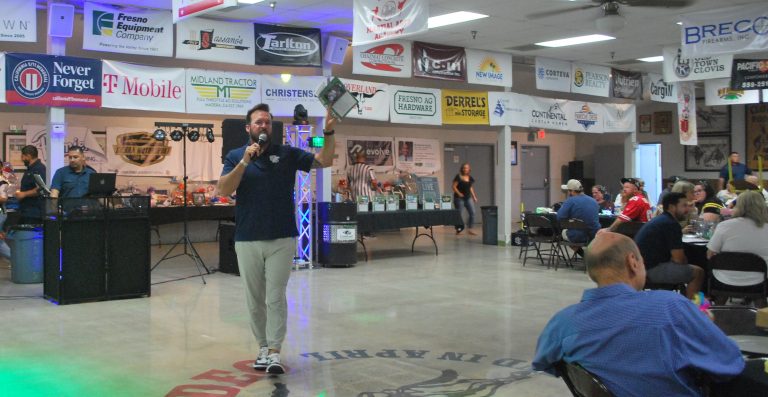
653, 111, 673, 135
3, 132, 27, 171
684, 134, 730, 172
746, 103, 768, 170
696, 100, 730, 133
638, 114, 652, 133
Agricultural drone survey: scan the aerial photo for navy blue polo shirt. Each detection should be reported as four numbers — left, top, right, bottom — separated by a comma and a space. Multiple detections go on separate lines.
222, 143, 315, 241
19, 159, 46, 218
719, 162, 752, 181
51, 165, 96, 198
634, 211, 683, 270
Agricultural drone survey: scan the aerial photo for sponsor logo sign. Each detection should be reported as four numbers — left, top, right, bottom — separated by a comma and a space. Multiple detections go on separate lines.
565, 102, 604, 133
488, 92, 530, 127
466, 49, 513, 87
102, 60, 185, 112
534, 57, 571, 93
176, 18, 255, 65
172, 0, 237, 23
5, 53, 101, 108
441, 89, 488, 125
340, 78, 389, 121
346, 137, 394, 170
603, 103, 636, 133
662, 46, 732, 82
681, 3, 768, 56
677, 82, 697, 145
0, 0, 35, 42
529, 96, 569, 130
106, 127, 181, 176
731, 59, 768, 91
0, 53, 4, 103
611, 69, 642, 100
412, 41, 466, 81
352, 0, 429, 45
254, 24, 322, 67
647, 73, 678, 103
260, 75, 325, 117
84, 3, 173, 57
389, 85, 441, 125
186, 69, 261, 115
705, 77, 760, 106
571, 63, 610, 97
352, 40, 412, 78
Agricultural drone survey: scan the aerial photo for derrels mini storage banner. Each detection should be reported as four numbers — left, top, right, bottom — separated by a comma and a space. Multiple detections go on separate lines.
466, 49, 513, 87
441, 89, 488, 125
352, 0, 428, 46
261, 75, 325, 117
176, 18, 255, 65
412, 41, 466, 82
6, 53, 102, 108
389, 85, 441, 125
352, 40, 412, 78
102, 60, 185, 112
83, 2, 173, 57
340, 78, 390, 121
254, 24, 322, 67
186, 69, 261, 115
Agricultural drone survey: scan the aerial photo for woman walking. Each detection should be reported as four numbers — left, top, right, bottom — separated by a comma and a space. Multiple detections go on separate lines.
453, 163, 478, 235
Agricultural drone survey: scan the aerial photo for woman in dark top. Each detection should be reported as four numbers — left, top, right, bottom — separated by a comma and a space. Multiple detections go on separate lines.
694, 181, 723, 222
591, 185, 614, 213
452, 163, 478, 235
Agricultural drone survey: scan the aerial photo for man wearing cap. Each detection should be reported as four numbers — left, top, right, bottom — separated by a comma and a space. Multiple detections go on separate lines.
603, 177, 651, 233
557, 179, 600, 245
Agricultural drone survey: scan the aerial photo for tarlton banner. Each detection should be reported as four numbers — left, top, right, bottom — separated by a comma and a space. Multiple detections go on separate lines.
488, 92, 530, 127
106, 126, 182, 176
260, 75, 325, 117
172, 0, 237, 23
102, 60, 185, 112
466, 49, 513, 87
352, 40, 412, 78
647, 73, 678, 103
603, 103, 636, 133
185, 69, 261, 115
254, 24, 322, 67
680, 3, 768, 56
535, 57, 571, 93
730, 59, 768, 91
677, 82, 697, 146
352, 0, 428, 46
611, 69, 642, 100
412, 42, 466, 82
662, 46, 732, 82
565, 102, 604, 134
441, 89, 488, 125
705, 78, 760, 106
83, 2, 173, 57
395, 137, 440, 174
528, 96, 569, 131
571, 63, 610, 98
5, 53, 102, 108
176, 18, 255, 65
0, 0, 36, 42
345, 136, 393, 173
389, 85, 441, 125
340, 78, 389, 121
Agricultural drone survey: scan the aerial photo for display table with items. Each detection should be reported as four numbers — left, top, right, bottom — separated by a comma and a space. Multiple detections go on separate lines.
149, 204, 235, 225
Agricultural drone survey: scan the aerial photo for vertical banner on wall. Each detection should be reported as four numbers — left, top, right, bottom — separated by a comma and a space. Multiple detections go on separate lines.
528, 96, 569, 130
395, 137, 440, 174
565, 102, 604, 133
678, 82, 697, 146
662, 46, 732, 82
340, 78, 390, 121
345, 136, 393, 173
105, 126, 182, 176
185, 69, 261, 115
488, 92, 530, 127
176, 18, 255, 65
611, 69, 642, 100
441, 89, 488, 125
571, 63, 610, 97
5, 53, 102, 108
465, 49, 513, 87
352, 0, 428, 45
389, 85, 441, 125
352, 40, 412, 78
261, 75, 325, 117
603, 103, 636, 133
0, 0, 36, 42
0, 53, 5, 103
83, 2, 173, 57
705, 77, 760, 106
412, 42, 466, 82
102, 60, 185, 112
680, 3, 768, 56
172, 0, 237, 23
254, 24, 322, 67
534, 57, 571, 93
647, 73, 678, 103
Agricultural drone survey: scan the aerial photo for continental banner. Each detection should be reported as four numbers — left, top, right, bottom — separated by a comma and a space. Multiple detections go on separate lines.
340, 78, 389, 121
441, 89, 488, 125
102, 60, 185, 112
254, 24, 322, 67
352, 40, 412, 78
83, 2, 173, 57
389, 85, 441, 125
176, 17, 255, 65
5, 53, 101, 108
412, 41, 466, 82
529, 96, 569, 130
185, 69, 261, 115
705, 77, 760, 106
261, 75, 325, 117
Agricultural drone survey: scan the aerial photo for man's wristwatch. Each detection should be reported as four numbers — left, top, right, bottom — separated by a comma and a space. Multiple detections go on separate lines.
323, 129, 335, 136
239, 159, 248, 168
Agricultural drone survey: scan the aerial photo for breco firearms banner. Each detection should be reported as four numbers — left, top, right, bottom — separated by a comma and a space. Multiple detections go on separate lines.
5, 53, 101, 108
352, 0, 428, 46
680, 3, 768, 56
352, 40, 412, 78
101, 60, 185, 112
176, 17, 255, 65
83, 2, 173, 57
254, 24, 322, 67
662, 46, 732, 82
412, 41, 466, 82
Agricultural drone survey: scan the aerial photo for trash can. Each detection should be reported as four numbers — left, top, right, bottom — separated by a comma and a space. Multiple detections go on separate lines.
8, 225, 44, 284
317, 202, 358, 267
481, 206, 498, 246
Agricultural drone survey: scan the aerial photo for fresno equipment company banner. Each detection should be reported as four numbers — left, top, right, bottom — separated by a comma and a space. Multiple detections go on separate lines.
389, 85, 441, 125
5, 53, 101, 108
176, 18, 255, 65
83, 2, 173, 57
260, 75, 325, 117
186, 69, 261, 115
340, 78, 390, 121
412, 42, 466, 82
352, 0, 428, 46
662, 46, 732, 82
0, 0, 36, 42
465, 49, 513, 87
441, 89, 488, 125
254, 24, 322, 67
101, 60, 185, 112
680, 3, 768, 56
535, 57, 571, 93
352, 40, 412, 78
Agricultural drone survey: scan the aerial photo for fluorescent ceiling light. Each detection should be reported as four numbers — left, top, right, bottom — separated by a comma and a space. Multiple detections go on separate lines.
238, 0, 265, 4
637, 56, 664, 63
428, 11, 488, 29
676, 21, 683, 25
535, 34, 615, 48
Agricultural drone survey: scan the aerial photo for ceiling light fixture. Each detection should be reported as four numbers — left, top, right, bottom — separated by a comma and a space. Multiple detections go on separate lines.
237, 0, 265, 4
637, 56, 664, 63
595, 13, 625, 33
535, 34, 615, 48
280, 73, 292, 83
428, 11, 488, 29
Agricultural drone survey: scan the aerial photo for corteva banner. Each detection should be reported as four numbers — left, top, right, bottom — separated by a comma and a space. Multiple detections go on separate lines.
185, 69, 261, 116
5, 53, 101, 108
101, 60, 185, 113
254, 24, 322, 67
441, 89, 488, 125
176, 17, 255, 65
83, 2, 173, 57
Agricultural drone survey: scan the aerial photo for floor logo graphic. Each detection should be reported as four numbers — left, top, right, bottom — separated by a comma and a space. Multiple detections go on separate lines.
12, 60, 49, 99
92, 10, 114, 36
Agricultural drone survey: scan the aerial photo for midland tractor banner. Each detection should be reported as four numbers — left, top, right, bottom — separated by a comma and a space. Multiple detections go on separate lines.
352, 0, 429, 46
185, 69, 261, 115
340, 78, 390, 121
441, 89, 488, 125
254, 24, 322, 67
0, 0, 36, 43
680, 3, 768, 56
705, 77, 760, 106
5, 53, 102, 108
465, 49, 513, 88
352, 40, 412, 78
176, 17, 255, 65
83, 2, 173, 57
389, 85, 441, 125
260, 75, 325, 117
101, 60, 185, 112
412, 42, 466, 82
662, 46, 732, 83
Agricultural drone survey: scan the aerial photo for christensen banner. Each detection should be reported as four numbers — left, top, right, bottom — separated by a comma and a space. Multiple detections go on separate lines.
571, 63, 610, 98
5, 53, 101, 108
261, 75, 325, 117
340, 78, 389, 121
389, 85, 441, 125
731, 59, 768, 91
680, 3, 768, 56
662, 46, 732, 82
488, 92, 530, 127
466, 49, 513, 87
705, 78, 760, 106
412, 42, 466, 82
535, 57, 571, 93
678, 82, 697, 146
0, 0, 35, 42
611, 69, 642, 100
566, 102, 604, 134
254, 24, 322, 67
83, 2, 173, 57
186, 69, 261, 115
603, 103, 636, 133
352, 40, 412, 78
647, 73, 678, 103
352, 0, 428, 46
102, 60, 185, 112
176, 18, 255, 65
441, 89, 488, 125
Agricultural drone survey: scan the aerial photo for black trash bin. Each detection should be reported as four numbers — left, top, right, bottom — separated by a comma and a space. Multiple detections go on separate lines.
317, 202, 358, 267
481, 206, 498, 246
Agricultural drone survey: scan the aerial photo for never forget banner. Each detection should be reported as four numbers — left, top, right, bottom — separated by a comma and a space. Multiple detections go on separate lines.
254, 24, 322, 67
352, 40, 412, 78
441, 89, 488, 125
466, 49, 513, 87
83, 2, 173, 57
261, 75, 325, 117
603, 103, 636, 133
389, 85, 441, 125
186, 69, 261, 116
529, 96, 569, 131
488, 92, 530, 127
565, 102, 604, 134
681, 3, 768, 56
340, 78, 389, 121
102, 60, 185, 112
731, 59, 768, 91
647, 73, 678, 103
662, 46, 732, 82
705, 77, 760, 106
5, 53, 101, 108
412, 42, 466, 82
352, 0, 428, 46
176, 18, 255, 65
611, 69, 642, 100
0, 0, 35, 42
571, 63, 610, 98
535, 57, 571, 93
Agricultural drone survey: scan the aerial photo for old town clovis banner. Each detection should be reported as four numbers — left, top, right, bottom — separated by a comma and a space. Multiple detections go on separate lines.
261, 75, 325, 117
465, 49, 513, 87
488, 92, 530, 127
176, 18, 255, 65
680, 3, 768, 56
704, 78, 760, 106
185, 69, 261, 115
83, 2, 173, 57
441, 89, 488, 125
352, 0, 428, 46
352, 40, 412, 78
102, 60, 185, 112
662, 46, 732, 82
340, 78, 390, 121
0, 0, 36, 42
389, 85, 441, 125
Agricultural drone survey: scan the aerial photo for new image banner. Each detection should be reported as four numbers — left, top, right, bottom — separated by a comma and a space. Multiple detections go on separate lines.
662, 46, 732, 82
389, 85, 441, 125
603, 103, 636, 133
352, 0, 428, 46
681, 3, 768, 56
352, 40, 412, 78
466, 49, 513, 87
172, 0, 237, 23
731, 59, 768, 91
176, 18, 255, 65
261, 75, 325, 117
488, 92, 530, 127
254, 24, 322, 67
5, 53, 102, 108
678, 82, 697, 146
0, 0, 35, 42
647, 73, 678, 103
395, 137, 440, 175
535, 57, 571, 93
83, 2, 173, 57
186, 69, 261, 116
441, 89, 488, 125
412, 41, 466, 82
611, 69, 642, 100
106, 126, 183, 176
571, 63, 610, 98
529, 96, 569, 131
0, 53, 5, 103
566, 102, 604, 134
102, 60, 185, 112
345, 136, 393, 173
24, 125, 107, 172
705, 78, 760, 106
340, 78, 389, 121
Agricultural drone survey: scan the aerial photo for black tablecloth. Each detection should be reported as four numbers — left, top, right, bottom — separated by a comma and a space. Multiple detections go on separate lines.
149, 205, 235, 226
710, 358, 768, 397
356, 209, 462, 233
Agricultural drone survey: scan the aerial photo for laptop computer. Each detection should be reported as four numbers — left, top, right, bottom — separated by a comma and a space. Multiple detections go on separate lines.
87, 173, 117, 197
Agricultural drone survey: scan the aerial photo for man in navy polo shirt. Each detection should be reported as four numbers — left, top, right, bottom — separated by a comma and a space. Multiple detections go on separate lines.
16, 145, 46, 224
50, 146, 96, 199
718, 151, 752, 191
218, 103, 335, 375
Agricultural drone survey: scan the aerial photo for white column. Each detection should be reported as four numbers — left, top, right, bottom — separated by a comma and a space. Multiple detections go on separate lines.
496, 125, 512, 245
625, 130, 636, 178
315, 33, 333, 203
46, 1, 67, 183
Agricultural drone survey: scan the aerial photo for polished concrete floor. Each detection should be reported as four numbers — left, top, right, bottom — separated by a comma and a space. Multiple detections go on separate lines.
0, 228, 594, 397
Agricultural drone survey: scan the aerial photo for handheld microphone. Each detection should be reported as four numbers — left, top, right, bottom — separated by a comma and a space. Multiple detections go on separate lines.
257, 133, 268, 147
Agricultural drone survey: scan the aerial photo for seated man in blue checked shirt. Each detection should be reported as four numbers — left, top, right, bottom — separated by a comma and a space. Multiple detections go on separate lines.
533, 232, 744, 397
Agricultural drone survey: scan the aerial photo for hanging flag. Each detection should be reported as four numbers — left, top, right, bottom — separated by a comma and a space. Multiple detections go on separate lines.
412, 42, 466, 82
677, 82, 697, 146
705, 77, 760, 106
352, 0, 428, 46
611, 69, 642, 99
534, 57, 571, 93
680, 3, 768, 56
662, 46, 732, 82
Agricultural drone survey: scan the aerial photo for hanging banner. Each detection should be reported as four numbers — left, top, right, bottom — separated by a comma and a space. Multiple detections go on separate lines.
535, 57, 571, 93
185, 69, 261, 116
731, 59, 768, 91
611, 69, 642, 100
705, 77, 760, 106
565, 102, 604, 133
0, 0, 36, 42
340, 78, 389, 121
5, 53, 102, 108
603, 103, 636, 133
253, 24, 322, 67
680, 3, 768, 56
395, 137, 440, 175
441, 89, 488, 125
647, 73, 678, 103
352, 40, 412, 78
352, 0, 428, 46
23, 125, 107, 172
529, 96, 569, 130
466, 49, 513, 87
571, 63, 610, 97
488, 92, 530, 127
102, 60, 185, 112
345, 136, 393, 173
83, 2, 173, 57
764, 89, 768, 102
412, 42, 466, 82
261, 75, 325, 117
678, 82, 697, 146
389, 85, 441, 125
176, 18, 255, 65
0, 53, 5, 103
172, 0, 237, 23
106, 126, 183, 176
662, 46, 732, 82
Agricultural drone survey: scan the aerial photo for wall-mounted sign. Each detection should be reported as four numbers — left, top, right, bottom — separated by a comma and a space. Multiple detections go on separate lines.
466, 49, 513, 87
535, 57, 571, 93
102, 60, 185, 112
412, 41, 466, 82
254, 24, 322, 67
441, 89, 488, 125
186, 69, 261, 115
389, 85, 441, 125
0, 0, 36, 42
5, 53, 101, 108
176, 18, 255, 65
352, 0, 429, 45
571, 63, 610, 97
352, 40, 412, 78
261, 75, 325, 117
83, 2, 173, 57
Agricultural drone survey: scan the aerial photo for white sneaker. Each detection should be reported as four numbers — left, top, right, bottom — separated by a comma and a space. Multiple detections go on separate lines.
266, 352, 285, 374
252, 347, 269, 370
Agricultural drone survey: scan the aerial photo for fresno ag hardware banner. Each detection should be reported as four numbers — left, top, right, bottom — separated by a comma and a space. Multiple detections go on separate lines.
441, 89, 488, 125
254, 24, 322, 67
83, 2, 173, 57
5, 53, 101, 108
389, 85, 441, 125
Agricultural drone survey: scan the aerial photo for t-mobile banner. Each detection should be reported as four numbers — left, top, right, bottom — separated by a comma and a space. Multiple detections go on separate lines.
412, 41, 466, 82
345, 137, 394, 173
102, 60, 185, 112
5, 53, 102, 108
352, 0, 429, 46
186, 69, 261, 115
352, 40, 412, 78
176, 17, 255, 65
340, 78, 389, 121
389, 85, 441, 125
83, 2, 173, 57
254, 24, 322, 67
0, 0, 36, 42
261, 75, 325, 117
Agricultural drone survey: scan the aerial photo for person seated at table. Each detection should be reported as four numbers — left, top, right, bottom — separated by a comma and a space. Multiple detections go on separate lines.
603, 177, 651, 233
659, 180, 698, 231
707, 191, 768, 307
694, 181, 724, 223
635, 192, 705, 299
558, 179, 599, 248
532, 232, 744, 396
744, 175, 768, 205
657, 175, 684, 206
591, 185, 614, 213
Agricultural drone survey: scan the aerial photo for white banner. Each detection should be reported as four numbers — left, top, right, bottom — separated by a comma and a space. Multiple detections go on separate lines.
704, 78, 760, 106
488, 92, 530, 127
681, 3, 768, 56
764, 89, 768, 102
603, 103, 636, 133
102, 60, 186, 112
352, 40, 412, 78
528, 96, 569, 131
466, 49, 513, 87
340, 78, 389, 121
186, 69, 261, 116
83, 3, 173, 57
106, 127, 182, 177
23, 125, 107, 172
395, 137, 440, 175
172, 0, 236, 23
389, 85, 442, 125
535, 57, 571, 93
261, 75, 325, 117
352, 0, 428, 46
0, 0, 36, 42
0, 53, 5, 103
176, 18, 255, 65
678, 82, 697, 146
571, 63, 610, 97
662, 46, 732, 82
647, 73, 678, 103
566, 102, 604, 133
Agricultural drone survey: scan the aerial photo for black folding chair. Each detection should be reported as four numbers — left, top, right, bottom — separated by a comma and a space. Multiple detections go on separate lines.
558, 218, 594, 270
555, 361, 614, 397
708, 252, 768, 305
613, 220, 644, 239
521, 213, 570, 270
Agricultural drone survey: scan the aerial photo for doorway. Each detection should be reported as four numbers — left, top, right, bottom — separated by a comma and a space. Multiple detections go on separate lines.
520, 146, 550, 211
443, 144, 495, 216
635, 143, 662, 206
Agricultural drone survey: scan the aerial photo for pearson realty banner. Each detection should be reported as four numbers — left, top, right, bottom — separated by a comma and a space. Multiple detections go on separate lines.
261, 75, 325, 117
186, 69, 261, 115
488, 92, 530, 127
0, 0, 35, 42
254, 24, 322, 67
662, 46, 732, 82
535, 57, 571, 93
571, 63, 610, 98
441, 89, 488, 125
83, 2, 173, 57
680, 3, 768, 56
352, 0, 428, 46
389, 85, 441, 125
102, 60, 185, 112
340, 78, 389, 121
412, 42, 466, 82
5, 53, 101, 108
466, 49, 513, 87
705, 77, 760, 106
176, 18, 255, 65
352, 40, 412, 78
